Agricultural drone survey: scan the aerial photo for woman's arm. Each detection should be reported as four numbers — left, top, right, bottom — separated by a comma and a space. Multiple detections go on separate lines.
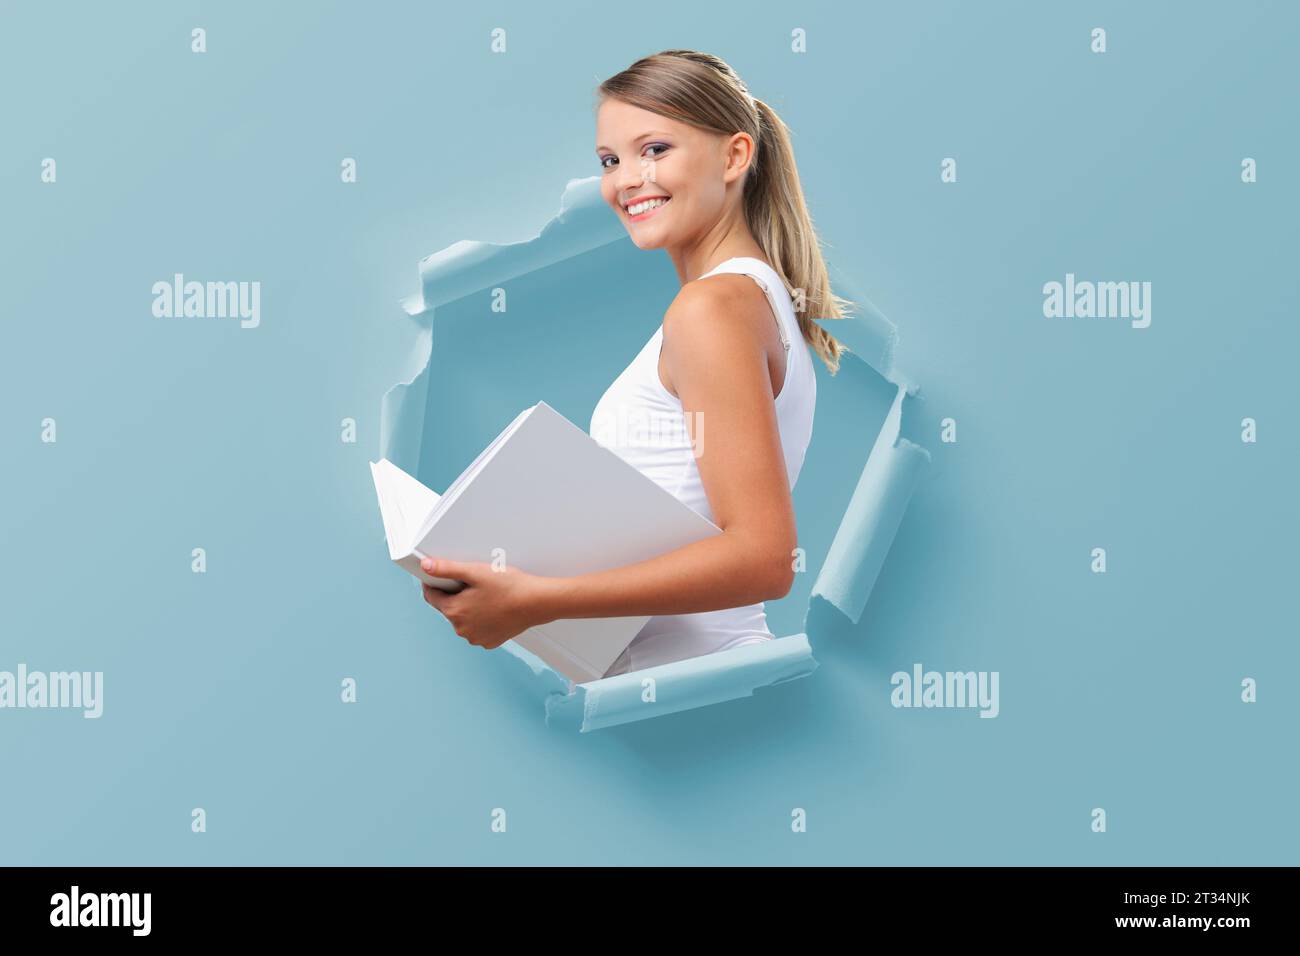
540, 277, 797, 618
421, 276, 798, 647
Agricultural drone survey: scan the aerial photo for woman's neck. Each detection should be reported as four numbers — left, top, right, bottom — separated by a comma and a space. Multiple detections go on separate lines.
676, 243, 764, 283
670, 220, 768, 284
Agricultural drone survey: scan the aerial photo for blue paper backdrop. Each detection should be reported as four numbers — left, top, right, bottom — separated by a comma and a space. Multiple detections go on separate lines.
1, 0, 1295, 864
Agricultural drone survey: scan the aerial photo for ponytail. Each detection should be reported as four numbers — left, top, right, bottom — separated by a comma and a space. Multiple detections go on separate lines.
748, 97, 851, 374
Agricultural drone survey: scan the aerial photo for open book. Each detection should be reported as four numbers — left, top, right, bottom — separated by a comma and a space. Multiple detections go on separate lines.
371, 401, 722, 683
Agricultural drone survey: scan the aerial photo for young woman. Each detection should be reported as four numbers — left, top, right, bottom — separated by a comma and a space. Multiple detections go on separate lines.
420, 50, 850, 677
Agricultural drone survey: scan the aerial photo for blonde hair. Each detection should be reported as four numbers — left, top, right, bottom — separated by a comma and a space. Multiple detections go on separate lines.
598, 49, 851, 373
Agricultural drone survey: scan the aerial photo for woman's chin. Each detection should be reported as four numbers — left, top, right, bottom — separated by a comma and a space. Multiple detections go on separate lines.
629, 231, 669, 251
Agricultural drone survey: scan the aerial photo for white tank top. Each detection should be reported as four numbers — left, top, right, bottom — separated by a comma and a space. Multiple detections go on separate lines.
589, 256, 817, 676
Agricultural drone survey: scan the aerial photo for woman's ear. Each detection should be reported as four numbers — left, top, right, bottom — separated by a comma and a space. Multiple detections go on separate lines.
722, 131, 757, 185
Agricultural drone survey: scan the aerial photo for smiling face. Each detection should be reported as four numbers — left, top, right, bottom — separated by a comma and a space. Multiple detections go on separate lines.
595, 97, 749, 252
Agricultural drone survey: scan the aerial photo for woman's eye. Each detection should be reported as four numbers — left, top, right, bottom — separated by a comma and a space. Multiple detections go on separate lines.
599, 145, 667, 170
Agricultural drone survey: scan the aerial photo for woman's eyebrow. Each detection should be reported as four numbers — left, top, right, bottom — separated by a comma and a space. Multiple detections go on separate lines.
595, 131, 673, 152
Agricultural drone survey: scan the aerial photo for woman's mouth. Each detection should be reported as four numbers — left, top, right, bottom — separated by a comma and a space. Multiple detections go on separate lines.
626, 196, 671, 222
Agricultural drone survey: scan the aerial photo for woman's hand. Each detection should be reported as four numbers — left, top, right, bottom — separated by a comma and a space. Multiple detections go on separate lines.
419, 557, 552, 650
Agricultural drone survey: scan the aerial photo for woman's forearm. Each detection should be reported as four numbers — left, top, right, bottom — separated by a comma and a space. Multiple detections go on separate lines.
536, 530, 794, 621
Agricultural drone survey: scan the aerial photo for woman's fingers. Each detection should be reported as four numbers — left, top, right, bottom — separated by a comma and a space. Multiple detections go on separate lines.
423, 584, 453, 612
420, 556, 480, 585
423, 585, 473, 641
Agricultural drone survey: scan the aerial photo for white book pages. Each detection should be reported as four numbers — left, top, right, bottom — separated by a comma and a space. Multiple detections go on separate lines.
369, 459, 463, 592
369, 458, 441, 557
373, 402, 722, 683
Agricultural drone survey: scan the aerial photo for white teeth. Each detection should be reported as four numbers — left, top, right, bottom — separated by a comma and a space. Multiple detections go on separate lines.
628, 198, 668, 216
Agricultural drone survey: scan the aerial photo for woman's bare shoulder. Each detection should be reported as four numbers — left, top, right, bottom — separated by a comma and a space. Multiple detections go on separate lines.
659, 272, 783, 399
662, 272, 774, 347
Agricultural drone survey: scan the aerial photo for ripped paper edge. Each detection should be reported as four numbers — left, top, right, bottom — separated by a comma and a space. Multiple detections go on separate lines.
503, 634, 818, 733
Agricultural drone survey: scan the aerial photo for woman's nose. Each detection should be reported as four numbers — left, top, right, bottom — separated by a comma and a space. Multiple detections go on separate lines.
616, 160, 644, 191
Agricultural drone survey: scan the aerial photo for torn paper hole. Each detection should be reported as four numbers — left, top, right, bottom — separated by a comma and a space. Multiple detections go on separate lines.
381, 175, 929, 732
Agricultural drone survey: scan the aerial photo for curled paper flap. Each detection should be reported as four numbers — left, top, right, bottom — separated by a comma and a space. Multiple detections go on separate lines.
399, 177, 626, 316
811, 384, 931, 623
503, 634, 818, 733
